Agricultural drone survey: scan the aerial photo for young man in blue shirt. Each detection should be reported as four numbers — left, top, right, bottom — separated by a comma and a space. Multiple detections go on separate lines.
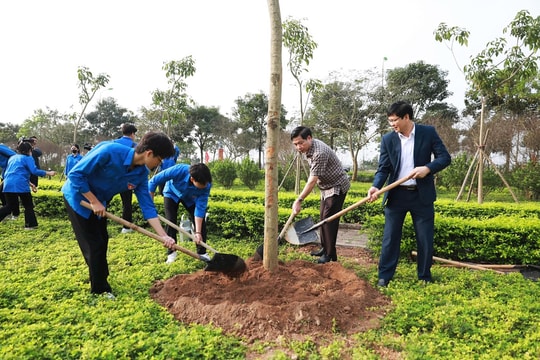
62, 132, 176, 298
113, 123, 138, 233
148, 163, 212, 264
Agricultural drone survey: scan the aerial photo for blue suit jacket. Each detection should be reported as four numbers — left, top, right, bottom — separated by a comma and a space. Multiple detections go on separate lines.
373, 124, 451, 205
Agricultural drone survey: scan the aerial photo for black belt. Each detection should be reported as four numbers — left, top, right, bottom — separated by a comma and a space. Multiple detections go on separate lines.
398, 185, 417, 191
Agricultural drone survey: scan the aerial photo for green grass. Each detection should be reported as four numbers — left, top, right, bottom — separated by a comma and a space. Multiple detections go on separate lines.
1, 198, 540, 359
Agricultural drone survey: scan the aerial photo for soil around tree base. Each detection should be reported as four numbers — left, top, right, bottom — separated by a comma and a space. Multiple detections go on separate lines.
149, 246, 390, 345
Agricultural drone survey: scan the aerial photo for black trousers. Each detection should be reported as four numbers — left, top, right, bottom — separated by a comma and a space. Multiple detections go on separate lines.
163, 196, 207, 255
64, 197, 112, 294
119, 190, 133, 227
319, 192, 347, 260
0, 192, 37, 227
0, 181, 20, 216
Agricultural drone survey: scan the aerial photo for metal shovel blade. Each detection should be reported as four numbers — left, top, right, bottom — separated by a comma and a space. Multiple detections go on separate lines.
204, 253, 247, 275
285, 216, 319, 245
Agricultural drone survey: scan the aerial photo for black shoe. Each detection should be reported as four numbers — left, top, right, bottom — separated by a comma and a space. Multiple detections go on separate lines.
317, 254, 335, 264
377, 279, 389, 287
310, 248, 325, 257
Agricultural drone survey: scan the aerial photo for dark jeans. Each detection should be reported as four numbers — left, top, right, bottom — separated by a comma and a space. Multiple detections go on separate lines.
64, 197, 112, 294
0, 192, 37, 227
163, 196, 207, 255
319, 192, 347, 260
119, 190, 133, 228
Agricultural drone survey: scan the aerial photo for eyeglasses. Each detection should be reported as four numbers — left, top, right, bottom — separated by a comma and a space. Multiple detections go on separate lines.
388, 116, 402, 124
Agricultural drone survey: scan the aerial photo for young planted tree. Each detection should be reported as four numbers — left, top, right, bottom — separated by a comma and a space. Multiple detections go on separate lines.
264, 0, 283, 271
73, 66, 110, 144
282, 17, 321, 194
435, 10, 540, 203
151, 56, 196, 137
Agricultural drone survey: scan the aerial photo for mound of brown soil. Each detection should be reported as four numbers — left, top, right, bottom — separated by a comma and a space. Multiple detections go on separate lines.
150, 247, 390, 344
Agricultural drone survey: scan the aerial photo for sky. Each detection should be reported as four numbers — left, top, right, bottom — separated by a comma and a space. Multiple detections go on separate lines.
1, 0, 538, 127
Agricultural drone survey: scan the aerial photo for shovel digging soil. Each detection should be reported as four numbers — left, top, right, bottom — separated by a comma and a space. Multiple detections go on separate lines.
80, 201, 246, 276
158, 215, 247, 276
253, 211, 316, 260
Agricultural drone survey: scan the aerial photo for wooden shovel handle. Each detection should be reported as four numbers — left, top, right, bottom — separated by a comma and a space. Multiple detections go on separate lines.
79, 201, 202, 260
412, 251, 505, 274
278, 211, 298, 241
305, 174, 413, 232
158, 215, 219, 254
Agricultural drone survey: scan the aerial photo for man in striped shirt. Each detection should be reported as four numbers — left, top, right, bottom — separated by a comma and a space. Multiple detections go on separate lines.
291, 126, 350, 264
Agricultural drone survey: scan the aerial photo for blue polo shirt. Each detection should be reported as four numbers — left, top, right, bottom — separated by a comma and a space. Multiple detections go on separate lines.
0, 144, 16, 177
65, 153, 83, 175
3, 154, 46, 193
148, 164, 211, 219
113, 136, 137, 148
62, 142, 157, 219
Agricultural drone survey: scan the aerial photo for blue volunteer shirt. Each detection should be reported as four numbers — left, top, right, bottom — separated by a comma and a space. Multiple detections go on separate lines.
3, 154, 46, 193
113, 136, 137, 148
0, 144, 16, 177
148, 164, 211, 219
62, 142, 157, 219
65, 153, 83, 175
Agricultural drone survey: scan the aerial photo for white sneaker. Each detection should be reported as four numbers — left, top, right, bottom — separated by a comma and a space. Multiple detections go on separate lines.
121, 228, 133, 234
24, 226, 37, 230
9, 215, 18, 220
166, 251, 178, 264
199, 253, 211, 262
102, 292, 116, 300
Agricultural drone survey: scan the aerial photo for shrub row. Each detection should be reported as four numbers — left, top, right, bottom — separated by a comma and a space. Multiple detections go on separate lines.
364, 214, 540, 264
33, 185, 540, 264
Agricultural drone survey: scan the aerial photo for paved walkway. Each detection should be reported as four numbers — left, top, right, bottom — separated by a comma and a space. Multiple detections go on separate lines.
336, 223, 368, 248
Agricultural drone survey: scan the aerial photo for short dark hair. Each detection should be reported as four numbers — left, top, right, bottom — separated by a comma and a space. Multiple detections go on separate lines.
17, 141, 33, 154
190, 163, 212, 184
121, 123, 138, 135
387, 101, 414, 120
290, 126, 312, 140
135, 132, 174, 159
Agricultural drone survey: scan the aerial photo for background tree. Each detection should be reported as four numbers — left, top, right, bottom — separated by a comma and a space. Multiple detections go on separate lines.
0, 122, 20, 145
384, 61, 452, 119
73, 66, 110, 144
307, 71, 379, 180
233, 92, 287, 169
85, 97, 134, 140
186, 105, 228, 163
151, 57, 196, 137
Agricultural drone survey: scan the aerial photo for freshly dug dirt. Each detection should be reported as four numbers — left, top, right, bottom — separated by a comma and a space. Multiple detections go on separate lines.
150, 246, 391, 344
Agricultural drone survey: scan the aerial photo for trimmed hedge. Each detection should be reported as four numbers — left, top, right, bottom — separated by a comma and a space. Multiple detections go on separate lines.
31, 180, 540, 265
364, 214, 540, 264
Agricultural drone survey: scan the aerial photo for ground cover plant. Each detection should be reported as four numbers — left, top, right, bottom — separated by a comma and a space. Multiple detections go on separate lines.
1, 214, 540, 359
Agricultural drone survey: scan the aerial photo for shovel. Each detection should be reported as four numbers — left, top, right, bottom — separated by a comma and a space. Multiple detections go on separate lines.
80, 201, 246, 275
254, 210, 299, 259
158, 215, 246, 274
298, 175, 414, 236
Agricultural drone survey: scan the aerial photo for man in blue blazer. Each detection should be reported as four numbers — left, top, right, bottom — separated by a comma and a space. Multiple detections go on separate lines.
368, 101, 451, 287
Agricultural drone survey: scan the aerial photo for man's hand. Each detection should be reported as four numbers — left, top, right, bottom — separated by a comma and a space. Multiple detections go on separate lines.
367, 187, 379, 202
193, 232, 203, 245
409, 166, 430, 179
161, 235, 176, 249
90, 202, 106, 217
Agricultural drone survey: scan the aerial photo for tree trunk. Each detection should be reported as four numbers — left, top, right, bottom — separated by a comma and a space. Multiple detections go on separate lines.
264, 0, 282, 272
